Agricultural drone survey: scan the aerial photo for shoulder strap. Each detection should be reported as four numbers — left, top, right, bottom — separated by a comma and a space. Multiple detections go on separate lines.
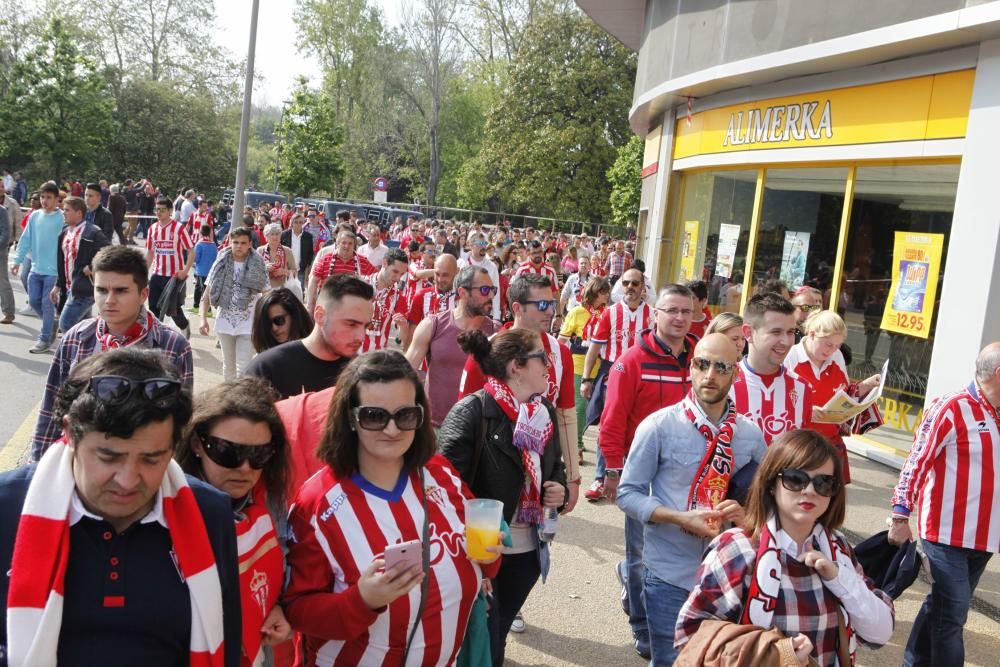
470, 393, 487, 482
403, 468, 430, 662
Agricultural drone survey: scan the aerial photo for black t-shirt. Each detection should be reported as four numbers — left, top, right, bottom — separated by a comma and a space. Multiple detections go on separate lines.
244, 340, 349, 399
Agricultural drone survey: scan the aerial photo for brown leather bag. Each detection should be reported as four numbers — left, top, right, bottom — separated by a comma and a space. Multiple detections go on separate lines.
676, 620, 819, 667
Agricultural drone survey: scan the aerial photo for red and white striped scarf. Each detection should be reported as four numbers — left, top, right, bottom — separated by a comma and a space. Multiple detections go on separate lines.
484, 377, 552, 525
683, 391, 737, 512
6, 440, 225, 667
260, 243, 286, 280
61, 222, 86, 291
236, 482, 282, 667
96, 308, 156, 351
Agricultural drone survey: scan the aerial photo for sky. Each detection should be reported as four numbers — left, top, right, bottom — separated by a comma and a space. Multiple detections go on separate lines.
215, 0, 403, 106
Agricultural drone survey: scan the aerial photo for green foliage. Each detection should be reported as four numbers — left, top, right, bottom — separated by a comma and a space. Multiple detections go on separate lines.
103, 79, 236, 192
275, 83, 346, 197
479, 6, 636, 223
607, 134, 643, 227
0, 17, 113, 181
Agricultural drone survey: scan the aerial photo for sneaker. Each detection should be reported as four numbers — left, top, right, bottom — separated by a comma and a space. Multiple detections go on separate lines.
18, 304, 35, 316
584, 479, 605, 501
509, 611, 525, 634
28, 341, 50, 354
634, 637, 651, 660
188, 306, 200, 314
615, 560, 629, 616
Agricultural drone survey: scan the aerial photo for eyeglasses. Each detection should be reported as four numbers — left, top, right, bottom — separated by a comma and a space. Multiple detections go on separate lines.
691, 357, 736, 375
472, 240, 488, 247
656, 306, 694, 317
777, 468, 840, 497
197, 431, 277, 470
270, 314, 287, 327
620, 280, 642, 287
520, 350, 551, 366
521, 299, 556, 312
797, 304, 821, 312
87, 375, 182, 409
351, 405, 425, 431
471, 285, 498, 297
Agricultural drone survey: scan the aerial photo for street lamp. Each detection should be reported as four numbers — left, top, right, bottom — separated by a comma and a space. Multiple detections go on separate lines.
233, 0, 260, 218
273, 98, 293, 194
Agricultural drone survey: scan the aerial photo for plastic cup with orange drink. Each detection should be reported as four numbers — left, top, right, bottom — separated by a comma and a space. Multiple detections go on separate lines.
465, 498, 504, 561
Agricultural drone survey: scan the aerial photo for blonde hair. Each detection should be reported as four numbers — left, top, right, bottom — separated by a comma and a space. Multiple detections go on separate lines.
706, 312, 742, 335
802, 309, 847, 338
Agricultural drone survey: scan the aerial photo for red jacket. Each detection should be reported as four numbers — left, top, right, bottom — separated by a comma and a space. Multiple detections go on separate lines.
599, 330, 697, 469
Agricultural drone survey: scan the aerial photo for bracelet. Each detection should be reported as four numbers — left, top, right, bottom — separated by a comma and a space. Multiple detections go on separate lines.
580, 378, 594, 384
568, 478, 582, 485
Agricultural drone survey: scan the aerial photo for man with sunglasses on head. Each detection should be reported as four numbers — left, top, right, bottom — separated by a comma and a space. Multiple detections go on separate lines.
30, 245, 193, 462
598, 283, 700, 659
731, 293, 815, 445
617, 332, 766, 665
459, 230, 501, 321
405, 265, 497, 429
0, 348, 241, 666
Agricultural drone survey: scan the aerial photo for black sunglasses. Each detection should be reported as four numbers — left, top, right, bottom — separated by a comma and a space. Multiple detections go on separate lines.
620, 279, 642, 287
87, 375, 181, 409
197, 431, 277, 470
352, 405, 425, 431
522, 299, 556, 312
270, 314, 287, 327
778, 468, 840, 497
520, 350, 551, 367
692, 357, 735, 375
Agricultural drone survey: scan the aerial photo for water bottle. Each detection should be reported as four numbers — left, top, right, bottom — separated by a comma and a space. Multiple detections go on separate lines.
539, 507, 558, 542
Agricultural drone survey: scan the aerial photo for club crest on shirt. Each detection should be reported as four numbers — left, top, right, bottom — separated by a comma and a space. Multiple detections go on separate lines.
250, 569, 270, 617
614, 362, 625, 373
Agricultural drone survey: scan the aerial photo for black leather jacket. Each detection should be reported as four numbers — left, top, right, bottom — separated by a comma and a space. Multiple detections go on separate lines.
439, 390, 568, 523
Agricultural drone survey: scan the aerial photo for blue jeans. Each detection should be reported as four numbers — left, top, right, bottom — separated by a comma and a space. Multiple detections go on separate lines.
624, 513, 647, 642
904, 539, 993, 667
59, 294, 94, 332
643, 572, 690, 666
20, 256, 31, 294
27, 272, 57, 344
595, 447, 606, 480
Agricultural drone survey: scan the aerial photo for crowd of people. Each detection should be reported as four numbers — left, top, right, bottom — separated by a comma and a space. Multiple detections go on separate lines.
0, 176, 997, 667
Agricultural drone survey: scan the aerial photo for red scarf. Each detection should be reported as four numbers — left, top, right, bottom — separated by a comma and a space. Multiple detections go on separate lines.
484, 377, 552, 525
236, 483, 283, 667
582, 305, 603, 341
260, 243, 287, 280
7, 440, 224, 667
683, 390, 737, 511
61, 222, 86, 291
96, 309, 155, 351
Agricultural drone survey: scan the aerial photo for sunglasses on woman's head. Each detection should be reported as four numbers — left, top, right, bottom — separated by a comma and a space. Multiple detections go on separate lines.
351, 405, 425, 431
777, 468, 840, 497
87, 375, 182, 409
197, 431, 277, 470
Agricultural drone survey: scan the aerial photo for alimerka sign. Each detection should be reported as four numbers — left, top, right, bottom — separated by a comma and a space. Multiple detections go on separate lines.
723, 101, 832, 146
672, 69, 973, 163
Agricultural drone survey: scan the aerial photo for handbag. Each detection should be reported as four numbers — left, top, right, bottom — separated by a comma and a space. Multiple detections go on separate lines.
675, 620, 817, 666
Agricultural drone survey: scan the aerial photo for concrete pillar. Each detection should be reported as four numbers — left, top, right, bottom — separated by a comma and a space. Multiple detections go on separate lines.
644, 108, 678, 289
925, 38, 1000, 401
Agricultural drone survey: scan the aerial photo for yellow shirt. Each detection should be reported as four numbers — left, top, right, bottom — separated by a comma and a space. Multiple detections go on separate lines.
560, 305, 601, 377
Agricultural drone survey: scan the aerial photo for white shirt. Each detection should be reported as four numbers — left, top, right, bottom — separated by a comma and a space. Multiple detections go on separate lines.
289, 230, 303, 267
459, 253, 501, 321
2, 174, 13, 193
70, 488, 167, 528
357, 241, 388, 267
179, 198, 196, 225
214, 260, 256, 336
611, 274, 655, 305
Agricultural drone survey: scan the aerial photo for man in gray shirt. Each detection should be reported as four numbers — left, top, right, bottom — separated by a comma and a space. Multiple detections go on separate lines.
617, 333, 767, 666
0, 206, 12, 323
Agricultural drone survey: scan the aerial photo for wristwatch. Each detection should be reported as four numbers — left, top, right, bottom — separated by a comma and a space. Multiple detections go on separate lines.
580, 378, 594, 385
605, 468, 622, 479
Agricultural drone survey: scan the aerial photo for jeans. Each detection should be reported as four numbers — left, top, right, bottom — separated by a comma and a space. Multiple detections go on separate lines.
625, 512, 648, 643
20, 256, 30, 294
59, 294, 94, 332
903, 539, 993, 667
488, 551, 541, 667
217, 333, 254, 382
27, 271, 57, 344
595, 448, 607, 480
642, 572, 690, 667
573, 373, 588, 449
0, 244, 13, 316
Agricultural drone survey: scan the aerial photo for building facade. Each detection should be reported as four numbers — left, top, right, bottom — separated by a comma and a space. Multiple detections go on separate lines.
579, 1, 1000, 447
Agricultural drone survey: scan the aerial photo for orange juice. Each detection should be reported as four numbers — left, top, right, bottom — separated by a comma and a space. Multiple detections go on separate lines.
466, 525, 500, 561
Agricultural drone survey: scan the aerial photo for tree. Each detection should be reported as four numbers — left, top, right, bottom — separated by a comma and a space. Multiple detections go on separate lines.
274, 82, 345, 197
103, 79, 236, 193
478, 6, 635, 223
607, 134, 642, 227
0, 16, 113, 181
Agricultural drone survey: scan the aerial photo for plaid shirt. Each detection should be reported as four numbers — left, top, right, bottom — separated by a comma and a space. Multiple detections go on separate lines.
675, 527, 894, 667
604, 251, 632, 276
30, 316, 194, 461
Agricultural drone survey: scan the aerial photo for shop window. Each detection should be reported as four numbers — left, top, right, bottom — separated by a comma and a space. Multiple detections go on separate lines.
841, 164, 958, 435
749, 167, 849, 301
674, 170, 757, 312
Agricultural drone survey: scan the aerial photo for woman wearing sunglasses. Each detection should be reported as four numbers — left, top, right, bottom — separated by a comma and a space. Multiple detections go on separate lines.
675, 430, 894, 666
784, 310, 882, 484
251, 287, 313, 353
440, 328, 568, 667
175, 377, 293, 666
283, 351, 502, 666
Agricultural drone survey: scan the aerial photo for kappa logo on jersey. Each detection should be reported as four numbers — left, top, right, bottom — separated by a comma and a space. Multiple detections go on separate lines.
978, 420, 991, 433
320, 491, 348, 522
614, 362, 625, 373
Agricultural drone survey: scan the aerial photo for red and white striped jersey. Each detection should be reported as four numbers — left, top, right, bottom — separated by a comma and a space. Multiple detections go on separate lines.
892, 382, 1000, 553
406, 286, 457, 326
405, 262, 435, 309
145, 220, 193, 277
362, 273, 408, 352
785, 343, 849, 443
458, 329, 575, 409
730, 359, 815, 446
513, 260, 560, 288
311, 251, 377, 283
61, 222, 86, 291
285, 456, 488, 666
590, 302, 654, 364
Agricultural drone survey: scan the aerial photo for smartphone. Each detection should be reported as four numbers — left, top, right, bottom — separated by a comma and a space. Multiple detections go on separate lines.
383, 539, 422, 571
